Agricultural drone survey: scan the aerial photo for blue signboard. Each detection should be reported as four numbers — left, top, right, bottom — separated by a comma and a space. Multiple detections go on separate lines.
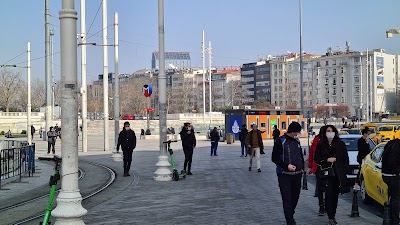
228, 115, 243, 138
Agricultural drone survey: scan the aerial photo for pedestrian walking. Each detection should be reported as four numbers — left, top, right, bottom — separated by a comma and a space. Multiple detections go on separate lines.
381, 138, 400, 225
179, 122, 196, 175
47, 127, 56, 154
140, 129, 145, 139
314, 125, 350, 225
307, 125, 328, 216
210, 127, 220, 156
355, 127, 370, 190
342, 117, 345, 124
239, 124, 248, 157
272, 125, 280, 142
271, 122, 303, 225
116, 121, 137, 177
31, 125, 35, 140
54, 124, 59, 139
246, 124, 264, 172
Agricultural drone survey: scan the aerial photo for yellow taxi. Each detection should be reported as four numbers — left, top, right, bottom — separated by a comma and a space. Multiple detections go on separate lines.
360, 143, 387, 205
378, 125, 400, 142
361, 123, 381, 144
340, 128, 361, 135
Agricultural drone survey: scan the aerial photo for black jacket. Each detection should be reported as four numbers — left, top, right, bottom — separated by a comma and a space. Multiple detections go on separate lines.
272, 129, 280, 141
210, 129, 220, 142
314, 137, 350, 194
381, 139, 400, 175
180, 128, 196, 148
117, 129, 137, 151
357, 137, 370, 164
272, 134, 304, 173
239, 128, 248, 142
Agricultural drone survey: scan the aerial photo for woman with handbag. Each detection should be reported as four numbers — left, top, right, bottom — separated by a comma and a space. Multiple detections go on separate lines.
314, 125, 350, 225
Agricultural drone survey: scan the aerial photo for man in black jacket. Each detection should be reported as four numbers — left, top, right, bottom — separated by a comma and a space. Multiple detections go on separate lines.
239, 124, 248, 157
271, 122, 304, 225
210, 127, 220, 156
180, 122, 196, 175
272, 125, 280, 142
117, 121, 137, 177
382, 139, 400, 225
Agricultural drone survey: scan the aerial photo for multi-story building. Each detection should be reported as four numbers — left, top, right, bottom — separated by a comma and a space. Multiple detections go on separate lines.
254, 60, 271, 103
151, 52, 191, 70
240, 62, 256, 103
211, 70, 241, 108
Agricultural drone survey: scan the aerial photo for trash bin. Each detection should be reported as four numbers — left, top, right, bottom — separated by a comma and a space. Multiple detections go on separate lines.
226, 133, 234, 144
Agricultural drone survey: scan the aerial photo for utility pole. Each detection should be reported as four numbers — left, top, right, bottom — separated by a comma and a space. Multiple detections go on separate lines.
27, 42, 31, 145
45, 0, 52, 140
202, 30, 206, 124
50, 28, 55, 120
154, 0, 172, 181
366, 49, 369, 123
299, 0, 304, 116
112, 12, 121, 161
52, 0, 87, 223
102, 0, 110, 151
360, 55, 363, 127
80, 0, 88, 153
208, 41, 212, 116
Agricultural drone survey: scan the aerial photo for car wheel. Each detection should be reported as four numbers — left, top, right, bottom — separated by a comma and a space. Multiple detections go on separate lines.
360, 177, 372, 204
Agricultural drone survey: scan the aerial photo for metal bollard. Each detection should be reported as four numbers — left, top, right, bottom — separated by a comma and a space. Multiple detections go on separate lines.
383, 201, 391, 225
302, 171, 308, 190
350, 189, 360, 217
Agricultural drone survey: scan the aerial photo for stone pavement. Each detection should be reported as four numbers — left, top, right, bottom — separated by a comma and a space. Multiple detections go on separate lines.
80, 138, 381, 225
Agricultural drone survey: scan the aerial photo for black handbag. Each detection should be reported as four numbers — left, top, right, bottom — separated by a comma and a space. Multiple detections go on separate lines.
319, 163, 335, 178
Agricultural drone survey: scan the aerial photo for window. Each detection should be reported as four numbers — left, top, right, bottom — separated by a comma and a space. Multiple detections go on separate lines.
341, 67, 344, 74
333, 88, 336, 95
316, 62, 321, 67
325, 79, 328, 85
371, 146, 384, 163
279, 79, 282, 84
279, 71, 283, 76
282, 121, 287, 130
333, 69, 336, 74
333, 60, 336, 65
341, 88, 344, 93
341, 77, 344, 83
260, 123, 266, 128
274, 86, 278, 92
354, 77, 359, 83
279, 64, 282, 69
326, 98, 330, 103
325, 61, 329, 66
325, 69, 329, 75
355, 66, 359, 73
355, 86, 360, 93
279, 86, 282, 91
354, 57, 360, 63
333, 78, 336, 85
341, 97, 345, 103
274, 64, 278, 69
274, 79, 277, 84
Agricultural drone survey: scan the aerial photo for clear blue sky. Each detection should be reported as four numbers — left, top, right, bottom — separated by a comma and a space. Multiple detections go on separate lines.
1, 0, 400, 82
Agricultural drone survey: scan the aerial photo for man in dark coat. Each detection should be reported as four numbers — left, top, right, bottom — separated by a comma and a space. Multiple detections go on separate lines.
381, 139, 400, 225
272, 121, 304, 225
210, 127, 220, 156
117, 121, 137, 177
272, 125, 280, 142
246, 124, 264, 172
179, 122, 196, 175
239, 124, 248, 157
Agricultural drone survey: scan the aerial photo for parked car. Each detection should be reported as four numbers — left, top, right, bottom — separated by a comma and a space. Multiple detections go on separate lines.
378, 124, 400, 142
339, 134, 376, 180
359, 142, 387, 205
122, 115, 135, 120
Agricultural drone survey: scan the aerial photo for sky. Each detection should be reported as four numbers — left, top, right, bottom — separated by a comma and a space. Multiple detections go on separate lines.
1, 0, 400, 82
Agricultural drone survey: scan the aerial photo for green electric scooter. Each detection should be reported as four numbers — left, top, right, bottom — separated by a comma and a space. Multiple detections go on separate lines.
163, 140, 186, 181
38, 155, 62, 225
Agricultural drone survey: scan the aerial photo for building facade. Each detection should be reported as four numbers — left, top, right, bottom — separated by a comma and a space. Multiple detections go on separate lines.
151, 52, 191, 70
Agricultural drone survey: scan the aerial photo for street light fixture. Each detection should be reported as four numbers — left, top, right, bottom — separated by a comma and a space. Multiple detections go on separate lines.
386, 29, 400, 38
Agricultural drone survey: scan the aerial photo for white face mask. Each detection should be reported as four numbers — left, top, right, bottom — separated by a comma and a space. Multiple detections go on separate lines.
294, 134, 300, 139
187, 126, 192, 131
125, 127, 130, 131
326, 132, 335, 140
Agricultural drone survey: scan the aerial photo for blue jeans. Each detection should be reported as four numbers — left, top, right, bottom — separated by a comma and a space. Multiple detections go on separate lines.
211, 141, 218, 155
241, 141, 246, 156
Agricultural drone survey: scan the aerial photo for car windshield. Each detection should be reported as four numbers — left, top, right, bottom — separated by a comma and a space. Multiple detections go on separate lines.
369, 128, 375, 134
340, 138, 359, 151
346, 130, 361, 135
379, 126, 393, 132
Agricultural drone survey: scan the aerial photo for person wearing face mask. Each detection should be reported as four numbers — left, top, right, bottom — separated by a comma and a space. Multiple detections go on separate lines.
354, 127, 370, 190
314, 125, 350, 225
117, 121, 137, 177
179, 122, 196, 175
271, 121, 304, 225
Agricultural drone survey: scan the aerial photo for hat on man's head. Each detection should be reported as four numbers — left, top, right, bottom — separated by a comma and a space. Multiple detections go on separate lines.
124, 121, 130, 126
287, 122, 302, 133
184, 121, 192, 125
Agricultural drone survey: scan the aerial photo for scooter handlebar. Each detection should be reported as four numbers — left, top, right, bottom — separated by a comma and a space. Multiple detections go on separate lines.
38, 155, 62, 162
162, 140, 178, 144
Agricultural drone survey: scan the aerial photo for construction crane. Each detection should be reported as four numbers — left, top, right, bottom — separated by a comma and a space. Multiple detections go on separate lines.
386, 29, 400, 38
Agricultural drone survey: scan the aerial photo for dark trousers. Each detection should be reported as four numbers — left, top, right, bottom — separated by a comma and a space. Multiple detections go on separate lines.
211, 141, 218, 155
47, 141, 55, 153
240, 141, 246, 156
325, 176, 340, 220
278, 173, 302, 225
183, 146, 194, 173
122, 149, 133, 175
316, 169, 325, 207
383, 176, 400, 225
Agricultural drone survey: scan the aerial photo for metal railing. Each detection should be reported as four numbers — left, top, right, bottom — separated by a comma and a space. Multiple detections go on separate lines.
0, 144, 35, 188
